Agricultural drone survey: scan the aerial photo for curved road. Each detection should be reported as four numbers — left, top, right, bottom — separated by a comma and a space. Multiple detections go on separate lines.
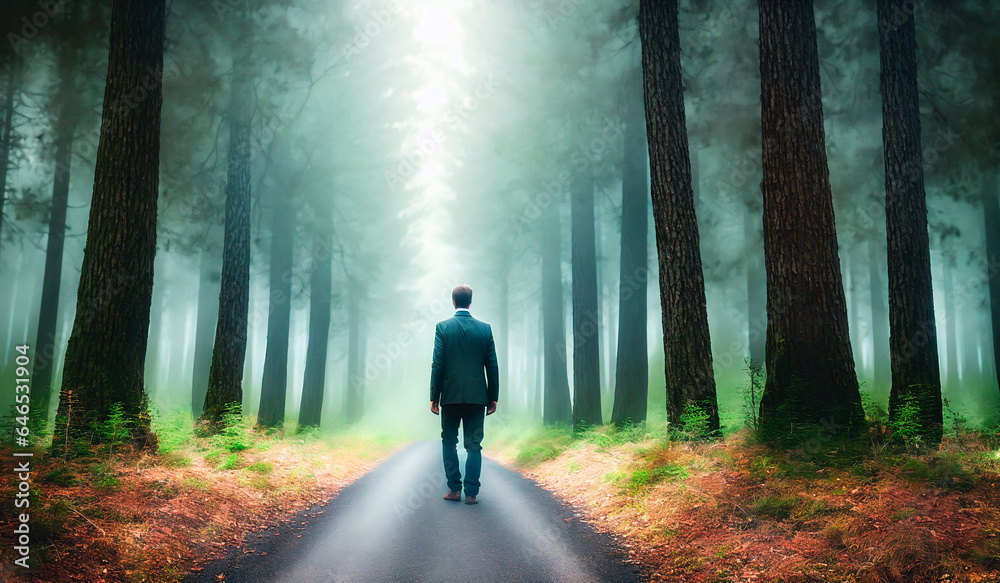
186, 440, 644, 583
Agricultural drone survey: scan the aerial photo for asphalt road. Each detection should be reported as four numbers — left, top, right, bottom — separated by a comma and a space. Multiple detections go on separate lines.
186, 440, 644, 583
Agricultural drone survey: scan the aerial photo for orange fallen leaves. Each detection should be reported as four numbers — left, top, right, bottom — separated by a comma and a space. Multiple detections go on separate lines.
497, 433, 1000, 583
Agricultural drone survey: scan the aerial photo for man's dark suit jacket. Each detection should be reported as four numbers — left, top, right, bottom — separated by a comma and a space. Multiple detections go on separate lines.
430, 310, 499, 406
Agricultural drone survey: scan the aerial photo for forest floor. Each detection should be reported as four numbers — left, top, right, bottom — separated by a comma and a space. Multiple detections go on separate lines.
5, 409, 1000, 583
489, 420, 1000, 583
0, 413, 403, 583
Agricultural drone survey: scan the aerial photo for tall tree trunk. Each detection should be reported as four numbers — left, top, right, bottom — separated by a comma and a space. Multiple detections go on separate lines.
744, 198, 766, 368
202, 51, 253, 425
541, 206, 572, 425
57, 0, 165, 438
612, 72, 649, 426
345, 282, 365, 424
868, 237, 891, 392
191, 250, 220, 416
879, 0, 943, 443
257, 194, 295, 428
984, 174, 1000, 397
0, 61, 16, 255
639, 0, 719, 432
299, 231, 332, 428
756, 0, 864, 436
31, 42, 78, 430
571, 173, 602, 427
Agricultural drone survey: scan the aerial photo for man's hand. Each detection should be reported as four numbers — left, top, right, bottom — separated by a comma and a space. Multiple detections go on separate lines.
430, 400, 439, 415
486, 401, 497, 416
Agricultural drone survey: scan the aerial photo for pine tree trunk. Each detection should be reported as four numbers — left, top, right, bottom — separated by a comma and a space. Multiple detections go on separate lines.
757, 0, 864, 436
191, 250, 220, 416
202, 54, 253, 425
0, 62, 15, 255
571, 173, 602, 427
612, 73, 649, 426
868, 238, 891, 392
299, 231, 332, 428
57, 0, 165, 438
541, 206, 572, 425
257, 195, 295, 428
640, 0, 719, 432
879, 0, 943, 442
984, 174, 1000, 397
345, 282, 365, 424
32, 42, 78, 430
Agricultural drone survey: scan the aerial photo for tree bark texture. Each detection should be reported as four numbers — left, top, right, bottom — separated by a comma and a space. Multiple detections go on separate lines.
640, 0, 719, 431
58, 0, 165, 437
879, 0, 943, 442
756, 0, 864, 435
202, 52, 253, 425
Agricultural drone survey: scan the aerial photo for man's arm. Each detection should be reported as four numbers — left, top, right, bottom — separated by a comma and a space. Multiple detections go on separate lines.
430, 323, 446, 408
484, 325, 499, 408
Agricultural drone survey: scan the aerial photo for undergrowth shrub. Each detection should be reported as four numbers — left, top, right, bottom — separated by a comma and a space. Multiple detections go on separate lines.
212, 408, 253, 453
890, 393, 923, 448
673, 401, 713, 441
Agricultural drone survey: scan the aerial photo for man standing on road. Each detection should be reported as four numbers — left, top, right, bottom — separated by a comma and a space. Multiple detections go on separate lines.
430, 284, 499, 505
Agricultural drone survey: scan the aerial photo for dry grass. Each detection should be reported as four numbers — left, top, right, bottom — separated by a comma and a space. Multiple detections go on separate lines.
0, 423, 401, 583
493, 426, 1000, 583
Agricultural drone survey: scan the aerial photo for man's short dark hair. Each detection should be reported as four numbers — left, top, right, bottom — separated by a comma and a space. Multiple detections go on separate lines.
452, 284, 473, 308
